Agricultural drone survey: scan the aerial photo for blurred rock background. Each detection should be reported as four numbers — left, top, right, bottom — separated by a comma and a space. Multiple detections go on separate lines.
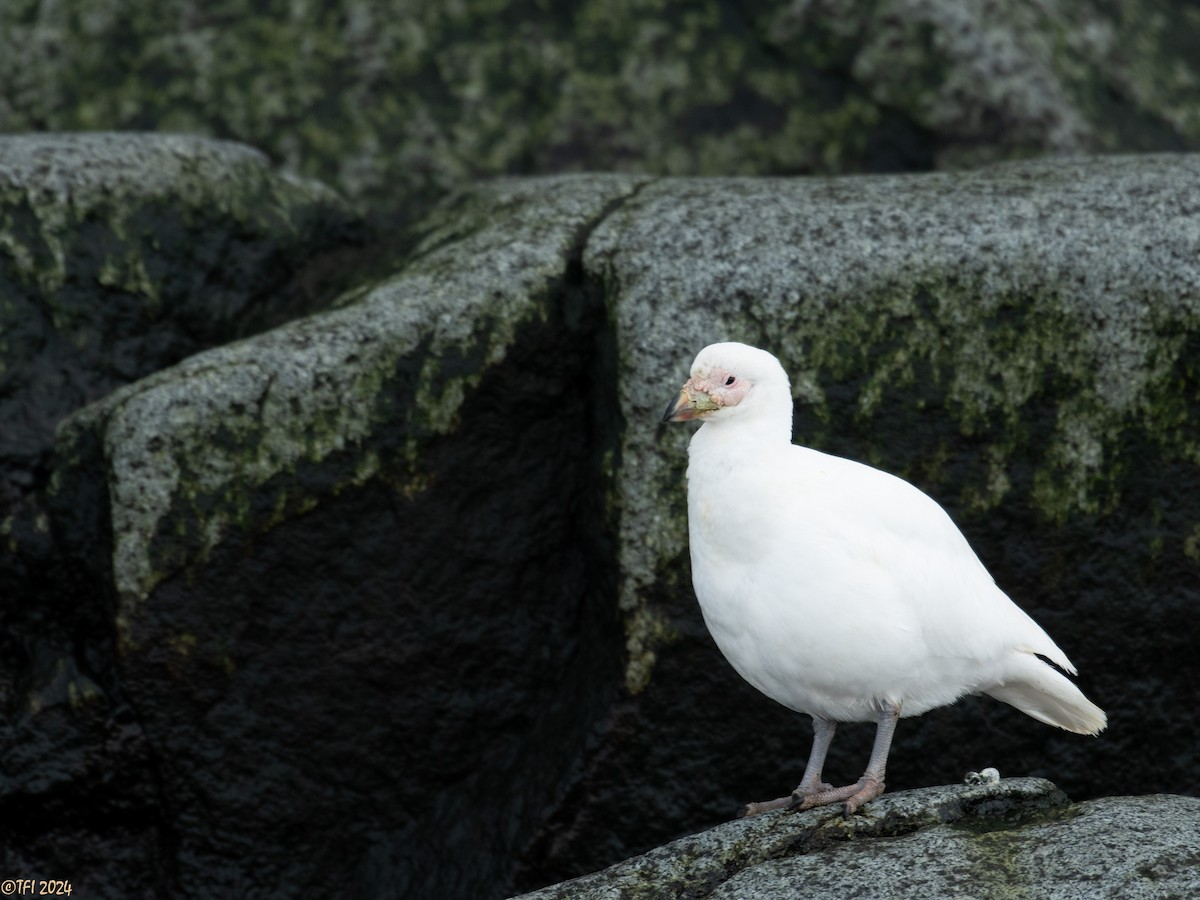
5, 0, 1199, 219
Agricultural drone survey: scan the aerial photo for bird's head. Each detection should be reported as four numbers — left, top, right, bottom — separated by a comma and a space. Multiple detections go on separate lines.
662, 341, 791, 425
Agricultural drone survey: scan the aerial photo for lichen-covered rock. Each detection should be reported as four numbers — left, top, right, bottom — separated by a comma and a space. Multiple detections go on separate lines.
601, 154, 1200, 675
0, 133, 362, 896
3, 1, 1198, 211
48, 174, 646, 898
514, 779, 1200, 899
1, 132, 360, 599
709, 793, 1200, 899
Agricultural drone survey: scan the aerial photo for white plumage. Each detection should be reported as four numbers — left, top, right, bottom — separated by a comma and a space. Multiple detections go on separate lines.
664, 341, 1105, 816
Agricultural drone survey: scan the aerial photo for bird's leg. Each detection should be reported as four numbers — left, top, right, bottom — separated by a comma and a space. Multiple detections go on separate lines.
793, 716, 837, 796
739, 717, 837, 817
790, 703, 900, 816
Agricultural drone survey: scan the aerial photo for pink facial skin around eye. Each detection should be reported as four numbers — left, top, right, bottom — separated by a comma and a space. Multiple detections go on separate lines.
696, 368, 749, 408
722, 376, 750, 407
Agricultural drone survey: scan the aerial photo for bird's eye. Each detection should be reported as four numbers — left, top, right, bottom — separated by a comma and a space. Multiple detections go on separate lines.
725, 376, 736, 386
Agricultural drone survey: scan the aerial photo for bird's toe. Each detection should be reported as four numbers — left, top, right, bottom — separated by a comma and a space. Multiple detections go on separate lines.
841, 777, 885, 816
788, 780, 834, 805
790, 777, 885, 814
739, 795, 795, 817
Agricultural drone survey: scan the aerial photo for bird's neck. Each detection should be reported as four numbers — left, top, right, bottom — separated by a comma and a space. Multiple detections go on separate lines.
689, 390, 794, 458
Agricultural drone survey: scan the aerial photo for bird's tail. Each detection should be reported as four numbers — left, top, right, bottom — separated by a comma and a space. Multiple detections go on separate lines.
984, 651, 1107, 735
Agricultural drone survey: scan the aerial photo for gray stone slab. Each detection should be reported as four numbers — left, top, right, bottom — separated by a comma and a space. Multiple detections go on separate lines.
516, 781, 1200, 899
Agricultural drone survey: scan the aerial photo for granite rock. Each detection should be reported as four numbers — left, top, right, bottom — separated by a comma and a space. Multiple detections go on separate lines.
45, 172, 646, 899
515, 779, 1200, 899
0, 133, 362, 897
3, 1, 1199, 212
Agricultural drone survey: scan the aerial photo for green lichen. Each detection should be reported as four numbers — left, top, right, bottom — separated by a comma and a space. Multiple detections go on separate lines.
167, 633, 198, 657
752, 264, 1193, 525
623, 606, 679, 695
65, 676, 103, 709
1184, 524, 1200, 563
945, 805, 1086, 897
24, 656, 106, 716
11, 0, 1193, 214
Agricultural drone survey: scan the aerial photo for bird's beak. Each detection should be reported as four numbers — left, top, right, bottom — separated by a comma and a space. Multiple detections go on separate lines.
662, 383, 719, 423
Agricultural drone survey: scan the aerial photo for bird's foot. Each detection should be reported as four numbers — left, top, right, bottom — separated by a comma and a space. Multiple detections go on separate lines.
740, 779, 834, 818
789, 775, 885, 816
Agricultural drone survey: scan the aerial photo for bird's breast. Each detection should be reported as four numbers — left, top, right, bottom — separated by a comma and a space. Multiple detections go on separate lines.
683, 470, 943, 719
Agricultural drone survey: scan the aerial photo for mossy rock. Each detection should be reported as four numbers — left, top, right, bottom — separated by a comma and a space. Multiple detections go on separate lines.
4, 1, 1199, 213
517, 779, 1200, 899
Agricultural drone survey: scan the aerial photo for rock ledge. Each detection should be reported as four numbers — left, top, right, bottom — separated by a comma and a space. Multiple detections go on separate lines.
516, 778, 1200, 899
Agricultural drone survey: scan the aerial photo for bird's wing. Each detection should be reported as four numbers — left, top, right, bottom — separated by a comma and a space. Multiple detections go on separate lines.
769, 445, 1079, 674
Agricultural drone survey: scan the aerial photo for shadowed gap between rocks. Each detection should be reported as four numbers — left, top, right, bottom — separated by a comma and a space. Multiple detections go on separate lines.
95, 266, 626, 897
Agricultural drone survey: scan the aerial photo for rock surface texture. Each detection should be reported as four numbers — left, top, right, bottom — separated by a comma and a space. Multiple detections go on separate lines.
43, 161, 643, 897
1, 133, 357, 563
3, 1, 1199, 212
0, 133, 363, 897
514, 779, 1200, 899
2, 136, 1199, 899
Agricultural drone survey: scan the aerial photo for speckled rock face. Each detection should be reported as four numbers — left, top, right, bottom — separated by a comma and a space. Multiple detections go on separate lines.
708, 794, 1200, 899
0, 133, 363, 896
44, 172, 645, 898
1, 133, 359, 598
3, 1, 1199, 211
515, 779, 1200, 899
601, 155, 1200, 666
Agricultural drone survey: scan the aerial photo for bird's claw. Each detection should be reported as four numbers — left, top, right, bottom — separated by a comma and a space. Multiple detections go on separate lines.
787, 781, 835, 810
741, 778, 839, 817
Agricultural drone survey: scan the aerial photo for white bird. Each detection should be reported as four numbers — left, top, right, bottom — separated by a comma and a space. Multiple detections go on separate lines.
663, 341, 1106, 817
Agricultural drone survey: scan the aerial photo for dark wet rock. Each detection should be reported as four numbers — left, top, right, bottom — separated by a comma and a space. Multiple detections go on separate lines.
514, 779, 1200, 899
48, 173, 646, 898
0, 132, 362, 896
